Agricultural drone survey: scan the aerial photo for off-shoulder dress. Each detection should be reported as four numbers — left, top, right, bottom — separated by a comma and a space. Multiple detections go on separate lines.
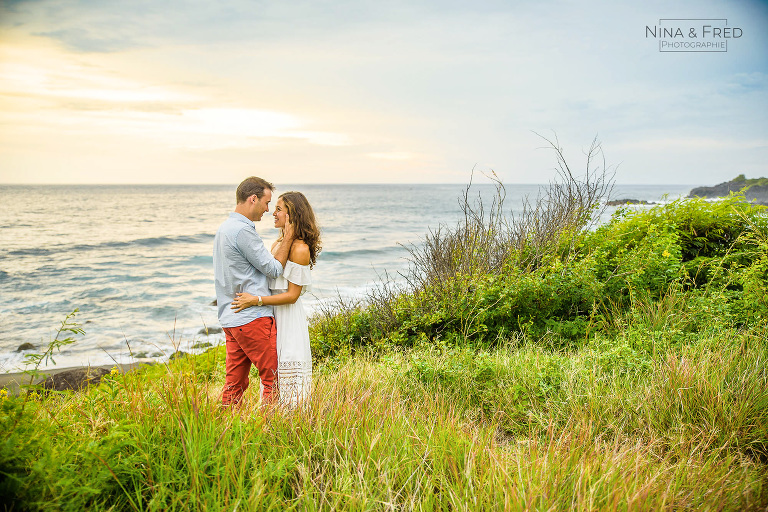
269, 260, 313, 407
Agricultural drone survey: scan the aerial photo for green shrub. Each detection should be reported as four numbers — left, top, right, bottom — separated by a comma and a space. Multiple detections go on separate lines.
310, 195, 768, 359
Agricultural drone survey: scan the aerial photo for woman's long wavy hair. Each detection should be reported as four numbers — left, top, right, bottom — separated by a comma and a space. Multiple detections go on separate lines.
279, 191, 322, 268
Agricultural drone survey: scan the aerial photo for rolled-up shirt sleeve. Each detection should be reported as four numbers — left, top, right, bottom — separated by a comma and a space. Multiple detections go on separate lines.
236, 228, 283, 279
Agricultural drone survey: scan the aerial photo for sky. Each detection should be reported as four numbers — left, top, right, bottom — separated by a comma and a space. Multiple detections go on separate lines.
0, 0, 766, 185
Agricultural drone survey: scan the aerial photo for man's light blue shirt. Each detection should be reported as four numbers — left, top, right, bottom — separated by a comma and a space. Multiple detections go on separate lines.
213, 212, 284, 328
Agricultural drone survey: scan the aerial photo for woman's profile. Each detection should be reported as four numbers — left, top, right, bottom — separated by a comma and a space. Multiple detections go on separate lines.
231, 191, 321, 407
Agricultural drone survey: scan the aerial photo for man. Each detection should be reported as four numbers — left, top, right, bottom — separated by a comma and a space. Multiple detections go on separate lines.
213, 176, 294, 406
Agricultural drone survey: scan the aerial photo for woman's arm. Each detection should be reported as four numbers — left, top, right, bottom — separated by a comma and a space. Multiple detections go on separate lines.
231, 241, 311, 312
231, 283, 302, 312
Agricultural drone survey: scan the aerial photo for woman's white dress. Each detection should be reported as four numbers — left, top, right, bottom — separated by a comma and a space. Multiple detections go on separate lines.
269, 260, 313, 407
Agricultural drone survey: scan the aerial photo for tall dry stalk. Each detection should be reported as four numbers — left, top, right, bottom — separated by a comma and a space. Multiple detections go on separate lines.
403, 133, 615, 293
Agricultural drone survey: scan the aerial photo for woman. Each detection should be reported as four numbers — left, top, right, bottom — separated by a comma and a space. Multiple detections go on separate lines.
231, 191, 321, 408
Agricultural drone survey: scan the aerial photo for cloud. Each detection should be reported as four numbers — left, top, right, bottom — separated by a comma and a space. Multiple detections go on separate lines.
170, 108, 352, 149
367, 152, 415, 160
614, 137, 768, 151
34, 28, 141, 53
0, 39, 352, 166
0, 41, 200, 108
721, 72, 768, 94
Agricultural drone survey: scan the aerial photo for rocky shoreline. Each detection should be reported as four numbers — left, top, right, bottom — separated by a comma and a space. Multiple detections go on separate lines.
0, 363, 151, 396
688, 175, 768, 205
607, 175, 768, 208
4, 322, 225, 396
606, 199, 655, 206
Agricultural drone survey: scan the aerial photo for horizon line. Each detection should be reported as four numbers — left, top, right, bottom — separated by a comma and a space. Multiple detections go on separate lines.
0, 181, 700, 186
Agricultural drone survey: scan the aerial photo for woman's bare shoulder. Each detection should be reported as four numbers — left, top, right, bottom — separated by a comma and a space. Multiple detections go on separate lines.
288, 240, 311, 265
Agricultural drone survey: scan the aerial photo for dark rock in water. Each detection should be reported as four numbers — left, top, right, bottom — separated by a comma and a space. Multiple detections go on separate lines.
198, 326, 223, 335
210, 299, 217, 306
606, 199, 654, 206
39, 367, 110, 392
16, 343, 36, 352
133, 351, 162, 359
689, 175, 768, 205
169, 351, 187, 361
192, 341, 213, 349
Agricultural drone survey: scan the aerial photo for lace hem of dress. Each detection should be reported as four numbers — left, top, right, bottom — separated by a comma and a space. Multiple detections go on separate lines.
277, 361, 312, 408
279, 361, 312, 370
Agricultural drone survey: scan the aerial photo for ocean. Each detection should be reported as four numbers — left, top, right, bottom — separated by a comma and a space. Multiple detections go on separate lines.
0, 183, 693, 372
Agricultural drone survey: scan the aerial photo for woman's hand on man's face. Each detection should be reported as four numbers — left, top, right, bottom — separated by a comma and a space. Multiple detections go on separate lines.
283, 214, 295, 240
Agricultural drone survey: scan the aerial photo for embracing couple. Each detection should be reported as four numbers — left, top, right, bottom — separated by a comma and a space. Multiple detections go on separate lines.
213, 176, 321, 408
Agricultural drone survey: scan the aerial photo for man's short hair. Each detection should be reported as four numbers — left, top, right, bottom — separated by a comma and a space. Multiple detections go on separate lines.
236, 177, 274, 203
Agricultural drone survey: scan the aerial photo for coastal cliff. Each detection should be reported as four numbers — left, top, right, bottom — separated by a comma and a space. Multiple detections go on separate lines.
689, 174, 768, 205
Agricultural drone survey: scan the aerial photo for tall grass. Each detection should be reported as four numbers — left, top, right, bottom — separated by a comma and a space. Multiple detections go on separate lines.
2, 327, 766, 510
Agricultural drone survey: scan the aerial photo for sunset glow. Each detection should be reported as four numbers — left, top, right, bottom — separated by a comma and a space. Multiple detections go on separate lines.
1, 1, 766, 184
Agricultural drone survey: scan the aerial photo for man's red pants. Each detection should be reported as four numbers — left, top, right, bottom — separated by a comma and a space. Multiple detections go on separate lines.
222, 317, 277, 406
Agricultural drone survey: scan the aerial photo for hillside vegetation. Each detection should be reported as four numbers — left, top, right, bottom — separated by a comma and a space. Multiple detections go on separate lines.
689, 174, 768, 205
